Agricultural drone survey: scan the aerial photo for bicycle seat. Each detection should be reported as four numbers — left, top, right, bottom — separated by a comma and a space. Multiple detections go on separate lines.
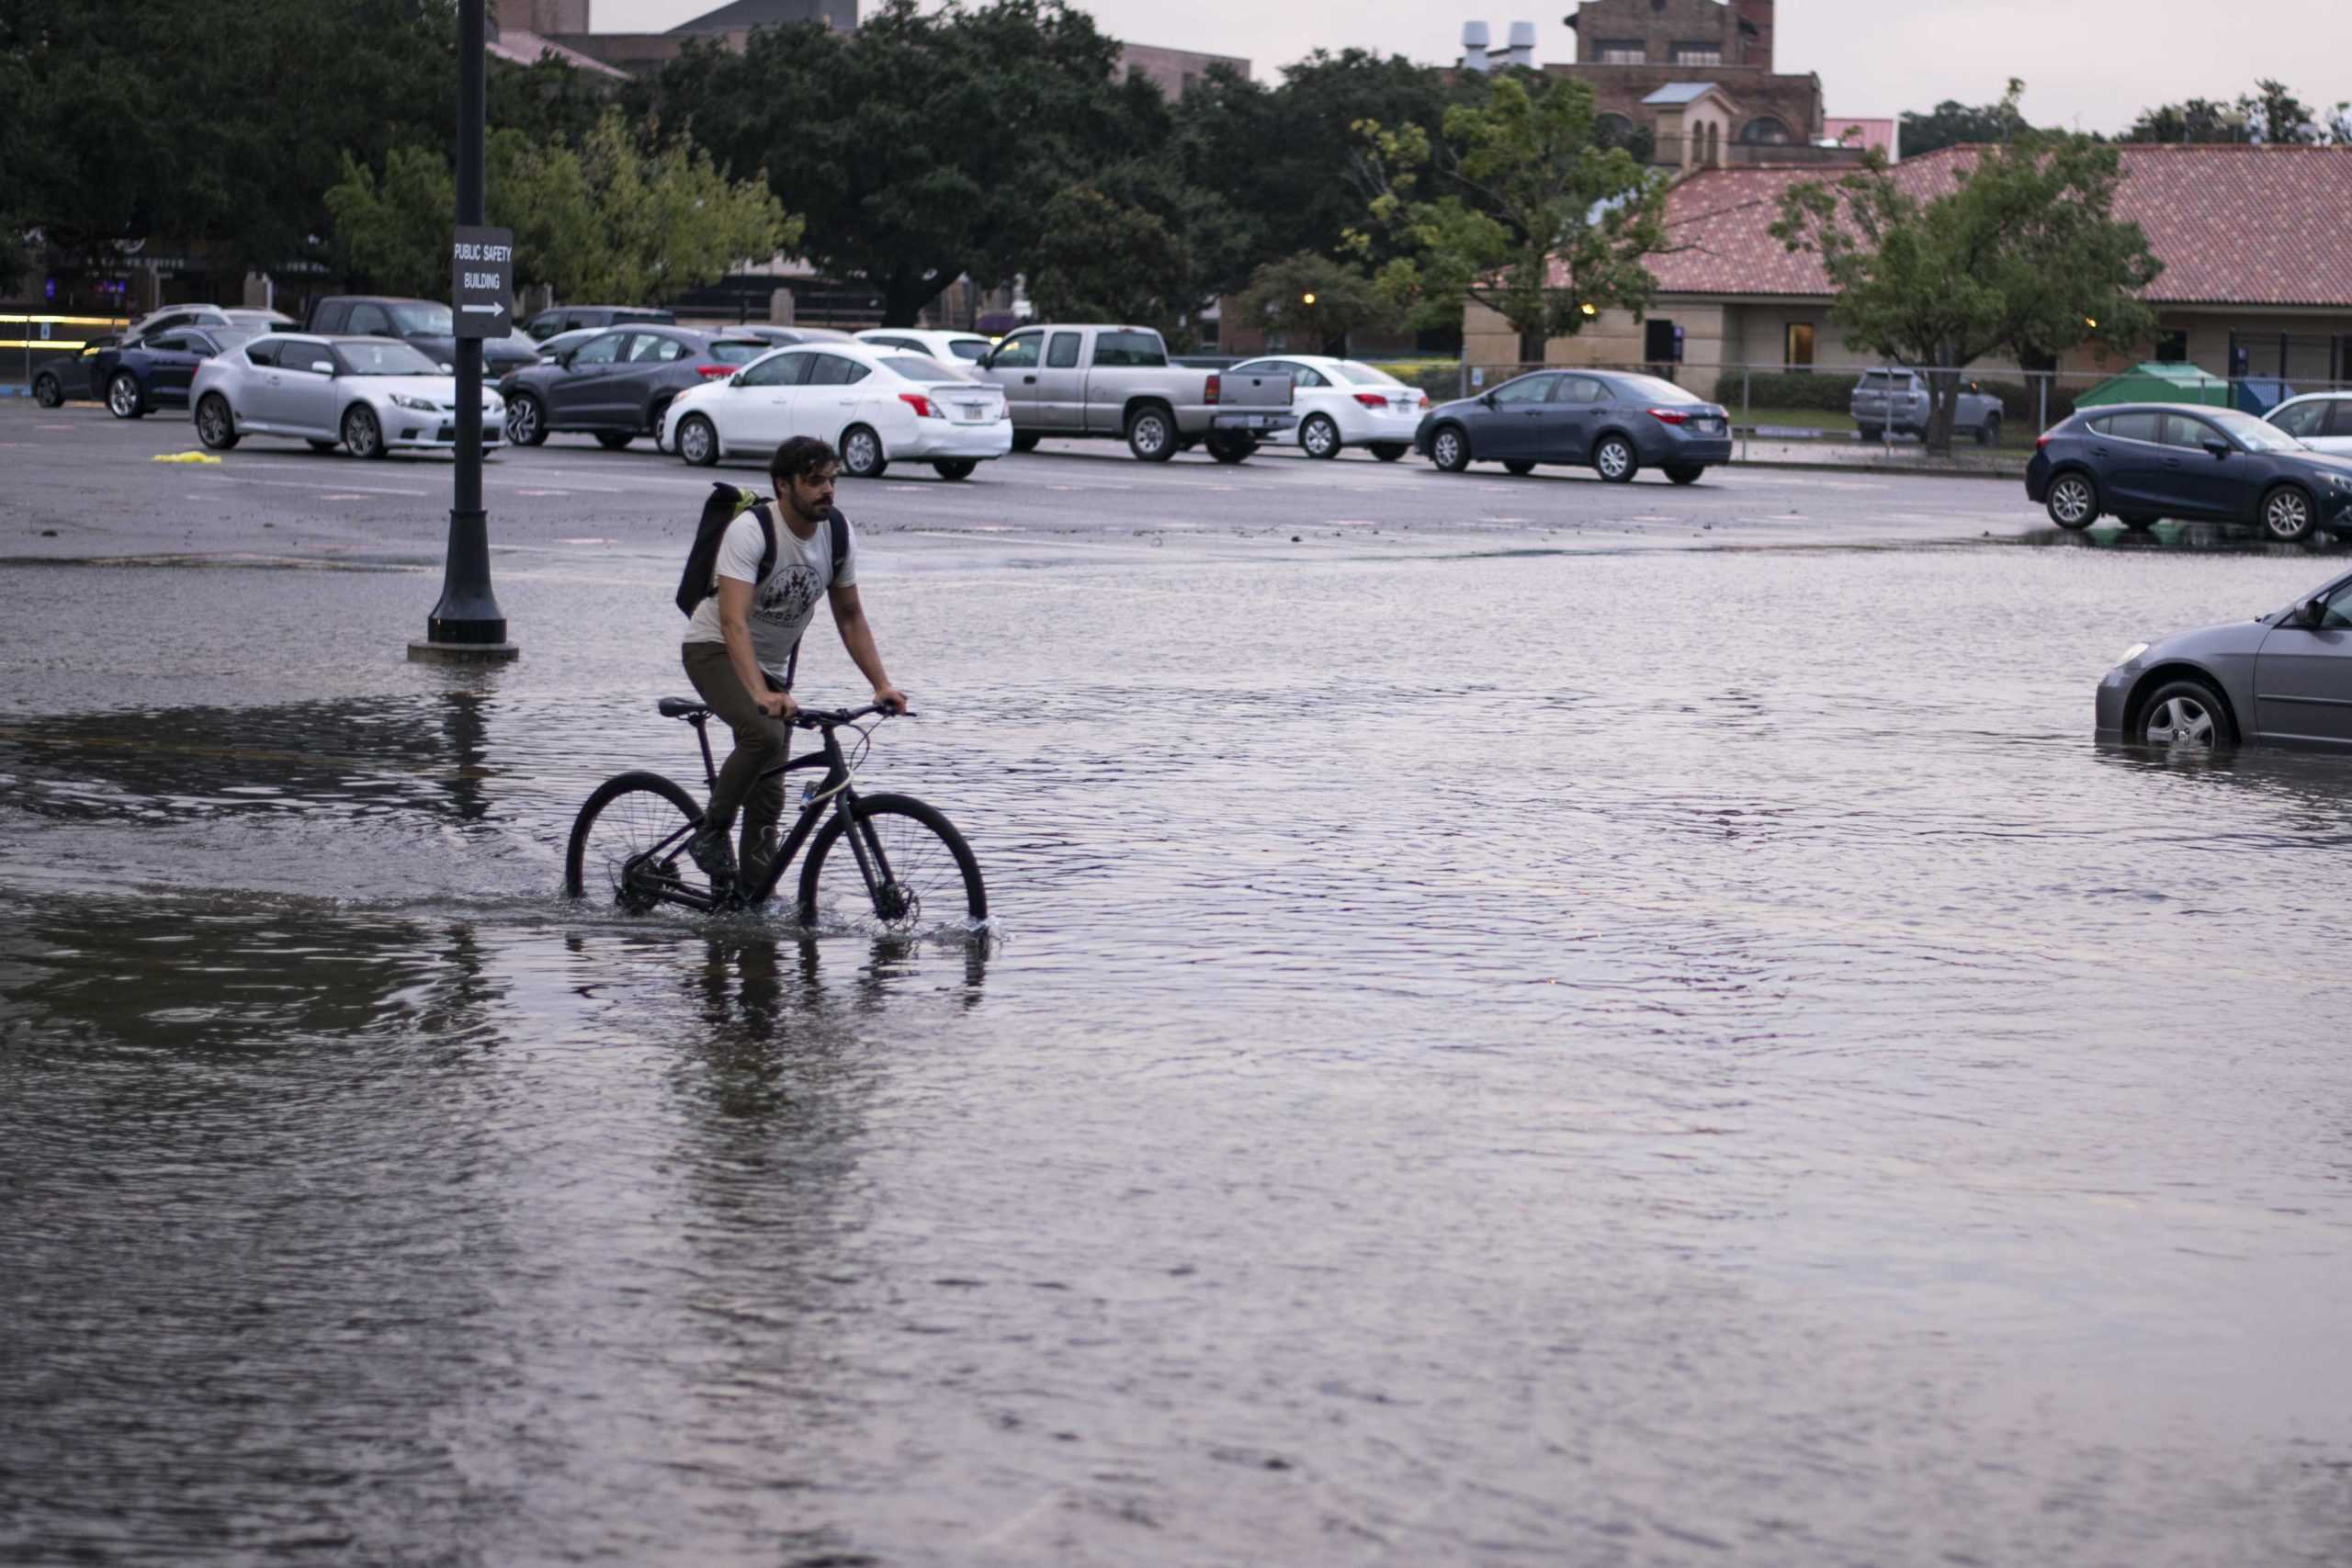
656, 696, 711, 721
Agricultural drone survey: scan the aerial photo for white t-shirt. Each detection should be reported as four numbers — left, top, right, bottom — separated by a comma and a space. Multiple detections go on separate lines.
682, 506, 858, 683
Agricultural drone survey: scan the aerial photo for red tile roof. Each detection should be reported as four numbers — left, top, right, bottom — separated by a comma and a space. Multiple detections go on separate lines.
1637, 143, 2352, 308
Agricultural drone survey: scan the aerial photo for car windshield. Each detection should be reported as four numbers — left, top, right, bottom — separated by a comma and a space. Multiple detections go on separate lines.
1331, 360, 1407, 387
884, 355, 962, 380
1614, 373, 1702, 403
388, 302, 453, 334
334, 341, 443, 377
949, 339, 990, 360
207, 326, 264, 349
2211, 408, 2301, 452
708, 341, 766, 365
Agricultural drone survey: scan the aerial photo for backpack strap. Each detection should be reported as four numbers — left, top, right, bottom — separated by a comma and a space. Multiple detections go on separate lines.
828, 507, 849, 586
750, 502, 778, 586
780, 509, 849, 694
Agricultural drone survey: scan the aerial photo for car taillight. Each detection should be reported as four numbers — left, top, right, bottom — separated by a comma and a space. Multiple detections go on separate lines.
1204, 373, 1220, 405
2035, 432, 2052, 448
695, 363, 732, 378
1352, 392, 1388, 409
899, 392, 939, 419
1648, 407, 1689, 424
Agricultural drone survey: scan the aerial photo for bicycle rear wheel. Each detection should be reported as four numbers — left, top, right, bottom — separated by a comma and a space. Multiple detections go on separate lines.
566, 771, 700, 912
796, 793, 986, 933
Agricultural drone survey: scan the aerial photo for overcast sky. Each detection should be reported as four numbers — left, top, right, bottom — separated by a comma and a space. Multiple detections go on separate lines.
590, 0, 2346, 138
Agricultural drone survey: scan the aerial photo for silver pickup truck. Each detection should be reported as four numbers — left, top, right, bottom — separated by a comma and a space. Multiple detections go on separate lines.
974, 324, 1295, 462
1851, 368, 2004, 445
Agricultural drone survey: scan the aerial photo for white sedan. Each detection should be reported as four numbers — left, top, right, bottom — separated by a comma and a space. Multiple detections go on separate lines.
2267, 392, 2352, 457
1227, 355, 1428, 461
854, 327, 995, 368
191, 334, 504, 458
661, 342, 1012, 480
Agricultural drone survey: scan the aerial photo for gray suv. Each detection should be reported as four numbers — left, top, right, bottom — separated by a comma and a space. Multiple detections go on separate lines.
498, 324, 769, 449
1850, 369, 2003, 445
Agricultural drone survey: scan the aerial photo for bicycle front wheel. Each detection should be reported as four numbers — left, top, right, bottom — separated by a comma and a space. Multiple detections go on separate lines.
796, 793, 986, 933
566, 771, 700, 912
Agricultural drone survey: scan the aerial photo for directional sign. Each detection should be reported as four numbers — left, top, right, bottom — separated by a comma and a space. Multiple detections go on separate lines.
451, 225, 514, 339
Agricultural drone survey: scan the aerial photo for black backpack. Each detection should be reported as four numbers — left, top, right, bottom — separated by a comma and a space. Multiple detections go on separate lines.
675, 481, 849, 617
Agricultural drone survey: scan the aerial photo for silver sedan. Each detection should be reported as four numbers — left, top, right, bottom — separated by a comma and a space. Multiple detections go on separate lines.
2097, 567, 2352, 749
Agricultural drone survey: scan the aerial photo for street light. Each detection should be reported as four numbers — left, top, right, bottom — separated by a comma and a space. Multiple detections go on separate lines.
1580, 301, 1599, 317
2085, 316, 2098, 329
1302, 291, 1317, 307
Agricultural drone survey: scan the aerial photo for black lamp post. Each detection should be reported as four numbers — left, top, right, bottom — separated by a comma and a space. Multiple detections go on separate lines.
410, 0, 516, 663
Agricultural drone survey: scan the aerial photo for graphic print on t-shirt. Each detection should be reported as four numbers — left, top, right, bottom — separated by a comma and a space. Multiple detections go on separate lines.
752, 562, 822, 634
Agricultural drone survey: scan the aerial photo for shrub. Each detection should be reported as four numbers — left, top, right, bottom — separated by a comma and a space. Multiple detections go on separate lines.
1708, 369, 1855, 412
1372, 360, 1464, 403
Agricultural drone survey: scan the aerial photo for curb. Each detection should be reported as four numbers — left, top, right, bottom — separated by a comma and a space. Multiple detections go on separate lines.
1731, 454, 2021, 482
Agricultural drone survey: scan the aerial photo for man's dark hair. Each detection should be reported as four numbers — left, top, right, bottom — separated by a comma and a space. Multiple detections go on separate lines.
770, 435, 839, 488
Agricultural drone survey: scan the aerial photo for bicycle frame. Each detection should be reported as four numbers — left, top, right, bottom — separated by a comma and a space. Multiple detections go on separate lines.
631, 713, 899, 916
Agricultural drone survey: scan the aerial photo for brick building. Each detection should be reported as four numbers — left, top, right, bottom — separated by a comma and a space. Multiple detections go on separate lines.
1548, 0, 1826, 172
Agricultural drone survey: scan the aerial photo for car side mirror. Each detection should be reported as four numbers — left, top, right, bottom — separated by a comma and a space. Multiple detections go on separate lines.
2301, 596, 2331, 628
2202, 439, 2230, 458
310, 360, 335, 376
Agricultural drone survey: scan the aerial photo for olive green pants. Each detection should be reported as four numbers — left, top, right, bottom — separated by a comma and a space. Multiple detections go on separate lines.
681, 641, 792, 879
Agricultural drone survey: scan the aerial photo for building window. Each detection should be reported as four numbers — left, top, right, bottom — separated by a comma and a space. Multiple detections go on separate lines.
1784, 321, 1815, 368
1645, 319, 1682, 364
1596, 112, 1636, 143
2154, 330, 2188, 362
1672, 43, 1722, 64
1740, 116, 1794, 145
1596, 39, 1645, 63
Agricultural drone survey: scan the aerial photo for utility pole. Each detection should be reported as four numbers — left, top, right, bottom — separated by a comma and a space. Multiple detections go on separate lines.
410, 0, 517, 664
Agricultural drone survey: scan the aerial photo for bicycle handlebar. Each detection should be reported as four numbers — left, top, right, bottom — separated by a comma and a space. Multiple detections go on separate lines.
792, 702, 910, 729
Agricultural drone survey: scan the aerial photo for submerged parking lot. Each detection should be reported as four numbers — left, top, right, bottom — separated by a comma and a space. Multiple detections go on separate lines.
6, 399, 2352, 1565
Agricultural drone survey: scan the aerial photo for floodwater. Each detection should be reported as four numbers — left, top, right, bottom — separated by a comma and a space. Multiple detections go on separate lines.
5, 532, 2351, 1566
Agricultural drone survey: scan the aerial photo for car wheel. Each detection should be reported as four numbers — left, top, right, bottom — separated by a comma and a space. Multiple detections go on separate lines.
1011, 432, 1041, 453
32, 373, 62, 408
841, 423, 887, 479
1430, 424, 1470, 473
1593, 434, 1638, 483
2119, 513, 2157, 531
595, 432, 633, 451
2045, 471, 2098, 530
343, 403, 385, 460
2261, 483, 2316, 544
107, 372, 144, 420
1665, 464, 1703, 485
1976, 414, 2001, 446
1503, 459, 1537, 476
1205, 432, 1257, 464
933, 458, 978, 480
1299, 413, 1341, 459
2136, 677, 2235, 750
1125, 404, 1176, 462
505, 391, 546, 446
1857, 423, 1883, 442
676, 413, 718, 468
195, 394, 239, 450
1369, 443, 1408, 462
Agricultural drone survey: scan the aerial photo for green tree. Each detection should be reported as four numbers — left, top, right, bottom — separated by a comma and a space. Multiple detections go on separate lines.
1023, 157, 1244, 344
326, 111, 793, 304
1355, 73, 1665, 365
1171, 51, 1457, 285
1228, 252, 1397, 354
2120, 97, 2251, 143
1772, 92, 2163, 454
642, 0, 1144, 324
1897, 94, 2036, 159
2123, 79, 2345, 144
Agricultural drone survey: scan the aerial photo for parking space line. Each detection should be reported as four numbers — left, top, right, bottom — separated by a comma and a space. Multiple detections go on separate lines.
205, 475, 429, 497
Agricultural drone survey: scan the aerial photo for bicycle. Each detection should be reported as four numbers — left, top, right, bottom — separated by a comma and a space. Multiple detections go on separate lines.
564, 697, 986, 931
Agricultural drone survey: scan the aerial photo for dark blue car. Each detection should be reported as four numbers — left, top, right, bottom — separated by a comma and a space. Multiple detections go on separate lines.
1413, 368, 1734, 484
2026, 401, 2352, 544
96, 325, 260, 419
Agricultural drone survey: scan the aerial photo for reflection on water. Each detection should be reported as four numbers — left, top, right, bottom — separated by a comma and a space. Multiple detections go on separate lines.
6, 543, 2352, 1563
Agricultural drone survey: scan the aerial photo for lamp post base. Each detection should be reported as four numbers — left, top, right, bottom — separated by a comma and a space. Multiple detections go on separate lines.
408, 638, 520, 664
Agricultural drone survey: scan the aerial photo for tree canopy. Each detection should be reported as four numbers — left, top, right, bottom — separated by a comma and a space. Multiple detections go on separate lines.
1355, 73, 1665, 364
2122, 79, 2348, 144
1228, 252, 1398, 355
1773, 93, 2162, 453
1897, 93, 2039, 159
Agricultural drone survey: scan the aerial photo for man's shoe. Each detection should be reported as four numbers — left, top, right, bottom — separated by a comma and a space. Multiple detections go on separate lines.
686, 824, 737, 889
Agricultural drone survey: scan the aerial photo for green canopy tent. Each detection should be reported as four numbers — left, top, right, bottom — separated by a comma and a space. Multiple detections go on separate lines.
2072, 362, 2232, 409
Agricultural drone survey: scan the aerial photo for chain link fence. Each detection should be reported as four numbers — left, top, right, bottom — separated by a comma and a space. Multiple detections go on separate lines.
1365, 358, 2352, 473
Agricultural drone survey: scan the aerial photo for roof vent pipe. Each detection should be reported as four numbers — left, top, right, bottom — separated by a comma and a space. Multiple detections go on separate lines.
1506, 21, 1536, 68
1462, 20, 1491, 73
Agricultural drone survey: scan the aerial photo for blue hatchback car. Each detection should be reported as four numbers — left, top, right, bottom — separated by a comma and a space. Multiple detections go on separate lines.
1415, 369, 1733, 484
2026, 401, 2352, 543
94, 325, 260, 420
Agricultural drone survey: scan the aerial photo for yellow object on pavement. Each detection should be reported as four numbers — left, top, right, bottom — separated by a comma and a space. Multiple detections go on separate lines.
152, 451, 223, 465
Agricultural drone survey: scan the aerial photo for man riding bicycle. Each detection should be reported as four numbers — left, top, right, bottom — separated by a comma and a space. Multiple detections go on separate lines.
680, 435, 907, 894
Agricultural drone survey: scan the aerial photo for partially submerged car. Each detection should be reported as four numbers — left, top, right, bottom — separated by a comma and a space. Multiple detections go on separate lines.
2098, 567, 2352, 750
